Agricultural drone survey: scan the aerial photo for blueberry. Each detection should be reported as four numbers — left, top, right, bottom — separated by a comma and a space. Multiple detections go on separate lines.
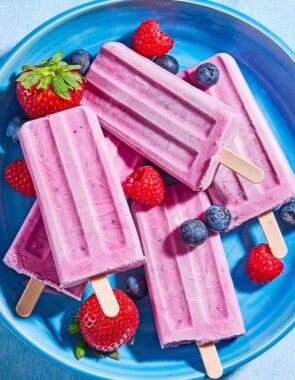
205, 205, 231, 232
179, 219, 208, 246
67, 49, 91, 75
153, 55, 179, 74
126, 274, 148, 300
195, 62, 219, 87
280, 202, 295, 226
6, 116, 27, 142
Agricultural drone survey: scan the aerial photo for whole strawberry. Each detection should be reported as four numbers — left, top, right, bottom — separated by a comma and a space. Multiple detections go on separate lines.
123, 165, 165, 206
78, 289, 139, 352
133, 19, 174, 58
16, 51, 85, 119
247, 243, 284, 284
4, 159, 35, 197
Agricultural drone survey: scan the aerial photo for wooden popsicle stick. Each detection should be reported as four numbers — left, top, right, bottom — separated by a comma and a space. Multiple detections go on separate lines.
16, 278, 45, 317
197, 343, 223, 379
90, 275, 120, 317
258, 211, 287, 258
219, 147, 264, 184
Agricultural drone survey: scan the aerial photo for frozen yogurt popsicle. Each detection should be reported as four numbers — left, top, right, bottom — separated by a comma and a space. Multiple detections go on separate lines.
132, 184, 245, 378
180, 53, 295, 257
3, 202, 87, 316
82, 42, 264, 191
19, 106, 145, 316
5, 129, 143, 317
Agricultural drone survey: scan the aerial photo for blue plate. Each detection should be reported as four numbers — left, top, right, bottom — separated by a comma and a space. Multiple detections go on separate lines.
0, 1, 294, 379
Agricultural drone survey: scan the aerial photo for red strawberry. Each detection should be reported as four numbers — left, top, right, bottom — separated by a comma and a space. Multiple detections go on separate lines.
16, 51, 85, 119
247, 243, 284, 283
133, 19, 174, 58
123, 165, 165, 206
4, 159, 35, 197
78, 289, 139, 352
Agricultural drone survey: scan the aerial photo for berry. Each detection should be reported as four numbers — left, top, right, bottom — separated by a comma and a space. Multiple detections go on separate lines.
247, 244, 284, 284
126, 275, 148, 300
279, 202, 295, 226
67, 49, 91, 75
78, 289, 139, 352
205, 205, 231, 232
153, 55, 179, 74
123, 165, 165, 206
4, 159, 35, 197
16, 51, 85, 119
133, 19, 174, 58
6, 116, 27, 143
195, 62, 219, 87
179, 219, 208, 246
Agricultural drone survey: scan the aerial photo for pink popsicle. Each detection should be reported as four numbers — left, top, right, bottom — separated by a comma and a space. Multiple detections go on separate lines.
180, 53, 295, 257
180, 53, 295, 228
4, 110, 144, 316
132, 184, 244, 377
82, 42, 264, 191
3, 202, 86, 300
19, 106, 144, 287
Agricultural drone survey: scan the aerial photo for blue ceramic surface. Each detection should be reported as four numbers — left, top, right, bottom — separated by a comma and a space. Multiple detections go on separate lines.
0, 1, 294, 379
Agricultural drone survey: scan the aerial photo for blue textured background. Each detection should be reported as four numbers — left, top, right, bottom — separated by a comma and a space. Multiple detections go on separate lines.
0, 1, 294, 379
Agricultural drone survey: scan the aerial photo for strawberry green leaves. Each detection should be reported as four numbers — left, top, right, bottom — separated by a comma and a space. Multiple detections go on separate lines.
67, 316, 120, 361
75, 339, 87, 360
66, 320, 80, 335
16, 51, 84, 99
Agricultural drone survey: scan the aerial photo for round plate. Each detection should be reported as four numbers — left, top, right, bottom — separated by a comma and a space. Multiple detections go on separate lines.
0, 1, 294, 379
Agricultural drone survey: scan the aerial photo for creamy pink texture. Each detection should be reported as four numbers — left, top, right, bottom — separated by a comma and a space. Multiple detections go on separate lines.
103, 129, 145, 183
82, 42, 237, 191
132, 184, 245, 347
4, 119, 143, 296
180, 53, 295, 229
3, 202, 86, 300
19, 106, 145, 287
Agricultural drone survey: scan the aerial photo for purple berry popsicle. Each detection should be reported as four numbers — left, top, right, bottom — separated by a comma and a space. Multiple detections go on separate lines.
132, 184, 245, 379
82, 42, 264, 191
18, 106, 145, 317
180, 53, 295, 257
3, 130, 143, 317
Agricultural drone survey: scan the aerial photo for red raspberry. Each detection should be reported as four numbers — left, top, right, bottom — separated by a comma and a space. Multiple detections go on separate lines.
78, 289, 139, 352
123, 165, 165, 206
247, 243, 284, 284
133, 19, 174, 58
4, 159, 35, 197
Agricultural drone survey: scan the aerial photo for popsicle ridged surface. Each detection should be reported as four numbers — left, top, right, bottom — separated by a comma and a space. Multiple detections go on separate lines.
3, 202, 86, 299
180, 53, 295, 229
132, 184, 245, 347
82, 42, 237, 191
19, 106, 145, 287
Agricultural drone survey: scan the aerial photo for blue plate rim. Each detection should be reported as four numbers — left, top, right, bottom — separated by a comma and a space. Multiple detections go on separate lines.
0, 0, 294, 378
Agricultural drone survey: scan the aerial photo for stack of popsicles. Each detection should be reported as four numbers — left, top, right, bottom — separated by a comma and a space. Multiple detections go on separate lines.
3, 41, 295, 379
